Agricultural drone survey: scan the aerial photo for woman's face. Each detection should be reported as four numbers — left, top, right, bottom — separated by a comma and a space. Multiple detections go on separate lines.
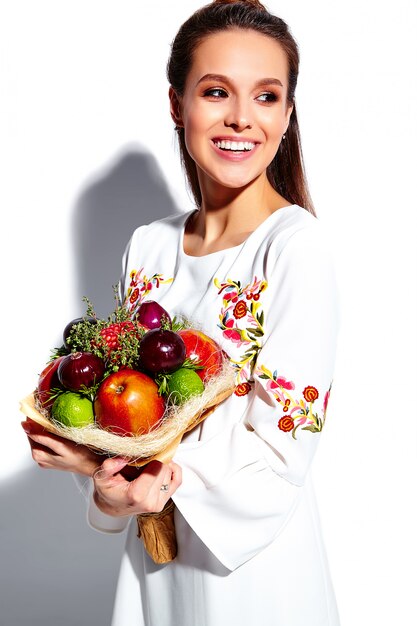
170, 28, 293, 192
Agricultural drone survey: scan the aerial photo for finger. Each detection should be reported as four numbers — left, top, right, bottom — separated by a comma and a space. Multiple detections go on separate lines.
93, 457, 130, 483
144, 464, 176, 504
159, 465, 173, 491
159, 463, 182, 498
31, 445, 58, 468
21, 419, 61, 442
126, 460, 165, 491
169, 462, 182, 491
136, 461, 169, 492
23, 430, 73, 456
168, 461, 181, 473
139, 460, 164, 478
21, 420, 47, 435
122, 462, 168, 508
28, 438, 58, 455
120, 464, 144, 482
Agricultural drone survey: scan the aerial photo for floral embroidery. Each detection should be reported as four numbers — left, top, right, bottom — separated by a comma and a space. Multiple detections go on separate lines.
278, 416, 295, 432
303, 386, 319, 402
234, 382, 252, 397
323, 388, 331, 414
256, 364, 332, 439
125, 268, 173, 315
214, 276, 267, 386
233, 300, 247, 319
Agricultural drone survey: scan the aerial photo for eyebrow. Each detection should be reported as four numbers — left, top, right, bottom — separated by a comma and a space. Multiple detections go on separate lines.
195, 73, 283, 88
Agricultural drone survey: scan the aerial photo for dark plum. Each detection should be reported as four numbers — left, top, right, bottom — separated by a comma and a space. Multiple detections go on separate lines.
57, 352, 105, 392
139, 329, 186, 374
63, 317, 98, 350
135, 301, 171, 330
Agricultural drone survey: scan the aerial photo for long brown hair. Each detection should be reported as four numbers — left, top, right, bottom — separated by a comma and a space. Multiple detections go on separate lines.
166, 0, 315, 215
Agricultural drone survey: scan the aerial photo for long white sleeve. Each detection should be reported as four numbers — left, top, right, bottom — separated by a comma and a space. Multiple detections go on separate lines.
72, 474, 130, 534
171, 224, 340, 570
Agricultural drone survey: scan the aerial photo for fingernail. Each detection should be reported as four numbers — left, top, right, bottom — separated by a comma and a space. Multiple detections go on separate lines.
21, 422, 31, 434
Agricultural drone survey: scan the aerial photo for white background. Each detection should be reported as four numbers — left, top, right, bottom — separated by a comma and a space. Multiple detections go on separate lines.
1, 1, 416, 625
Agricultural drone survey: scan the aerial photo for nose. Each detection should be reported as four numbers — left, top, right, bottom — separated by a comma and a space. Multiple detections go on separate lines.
224, 97, 253, 131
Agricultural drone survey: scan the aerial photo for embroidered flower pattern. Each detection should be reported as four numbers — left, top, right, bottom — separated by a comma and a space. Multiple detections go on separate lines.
125, 268, 173, 316
234, 382, 252, 397
256, 364, 332, 439
214, 276, 267, 387
233, 300, 247, 319
303, 386, 319, 402
278, 416, 295, 432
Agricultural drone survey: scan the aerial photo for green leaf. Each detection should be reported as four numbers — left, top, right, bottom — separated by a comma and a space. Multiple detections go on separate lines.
292, 424, 300, 440
155, 373, 171, 397
247, 328, 264, 338
77, 383, 100, 402
301, 425, 320, 433
171, 316, 187, 332
182, 357, 204, 371
45, 387, 65, 403
160, 314, 172, 330
242, 350, 256, 359
49, 345, 69, 361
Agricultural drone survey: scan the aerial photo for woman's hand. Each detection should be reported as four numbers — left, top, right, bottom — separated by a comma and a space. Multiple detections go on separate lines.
92, 457, 182, 517
21, 418, 183, 516
21, 418, 102, 477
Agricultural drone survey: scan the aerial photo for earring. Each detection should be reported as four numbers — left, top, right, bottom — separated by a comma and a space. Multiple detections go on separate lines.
282, 133, 286, 140
175, 125, 182, 132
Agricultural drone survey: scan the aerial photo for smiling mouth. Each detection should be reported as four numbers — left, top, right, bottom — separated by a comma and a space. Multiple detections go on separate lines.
213, 140, 256, 152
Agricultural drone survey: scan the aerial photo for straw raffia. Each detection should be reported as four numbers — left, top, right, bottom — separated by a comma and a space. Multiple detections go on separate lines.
20, 363, 236, 466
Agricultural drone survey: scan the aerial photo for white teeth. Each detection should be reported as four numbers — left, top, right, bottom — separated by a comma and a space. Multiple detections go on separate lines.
214, 140, 255, 151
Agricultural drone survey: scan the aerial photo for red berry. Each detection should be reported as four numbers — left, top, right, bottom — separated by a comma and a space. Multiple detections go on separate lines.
99, 325, 121, 350
97, 321, 138, 355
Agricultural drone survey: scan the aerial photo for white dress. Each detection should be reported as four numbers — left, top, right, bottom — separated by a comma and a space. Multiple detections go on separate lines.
78, 204, 341, 626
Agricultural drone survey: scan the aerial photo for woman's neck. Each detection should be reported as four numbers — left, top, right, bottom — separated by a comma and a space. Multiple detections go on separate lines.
185, 174, 291, 254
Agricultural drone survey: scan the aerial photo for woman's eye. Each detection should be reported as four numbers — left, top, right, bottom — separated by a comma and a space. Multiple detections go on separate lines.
256, 92, 278, 103
203, 88, 228, 98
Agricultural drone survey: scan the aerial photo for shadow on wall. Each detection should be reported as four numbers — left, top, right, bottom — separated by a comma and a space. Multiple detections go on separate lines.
0, 467, 126, 626
72, 145, 181, 317
1, 148, 180, 626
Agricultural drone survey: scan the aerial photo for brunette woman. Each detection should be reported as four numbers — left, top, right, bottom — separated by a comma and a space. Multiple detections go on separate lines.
23, 2, 340, 624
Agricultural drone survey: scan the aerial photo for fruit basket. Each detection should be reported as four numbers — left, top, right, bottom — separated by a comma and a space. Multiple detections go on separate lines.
20, 295, 236, 563
19, 364, 235, 465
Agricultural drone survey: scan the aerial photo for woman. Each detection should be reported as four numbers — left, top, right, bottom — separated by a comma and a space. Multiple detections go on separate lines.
22, 1, 340, 624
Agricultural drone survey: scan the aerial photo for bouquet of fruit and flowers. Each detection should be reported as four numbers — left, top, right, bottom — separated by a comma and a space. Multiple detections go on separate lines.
20, 292, 235, 563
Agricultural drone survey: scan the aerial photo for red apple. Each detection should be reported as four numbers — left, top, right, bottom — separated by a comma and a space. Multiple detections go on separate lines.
177, 329, 224, 382
37, 357, 65, 410
94, 369, 165, 436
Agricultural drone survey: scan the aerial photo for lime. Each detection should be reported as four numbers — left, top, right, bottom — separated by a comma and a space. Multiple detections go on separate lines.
167, 368, 205, 405
51, 392, 95, 428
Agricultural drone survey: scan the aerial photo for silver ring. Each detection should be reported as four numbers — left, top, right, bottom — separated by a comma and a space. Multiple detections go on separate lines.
160, 484, 169, 492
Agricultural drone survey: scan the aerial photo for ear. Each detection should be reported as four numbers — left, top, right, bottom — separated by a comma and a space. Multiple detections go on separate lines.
169, 87, 184, 128
284, 102, 294, 134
